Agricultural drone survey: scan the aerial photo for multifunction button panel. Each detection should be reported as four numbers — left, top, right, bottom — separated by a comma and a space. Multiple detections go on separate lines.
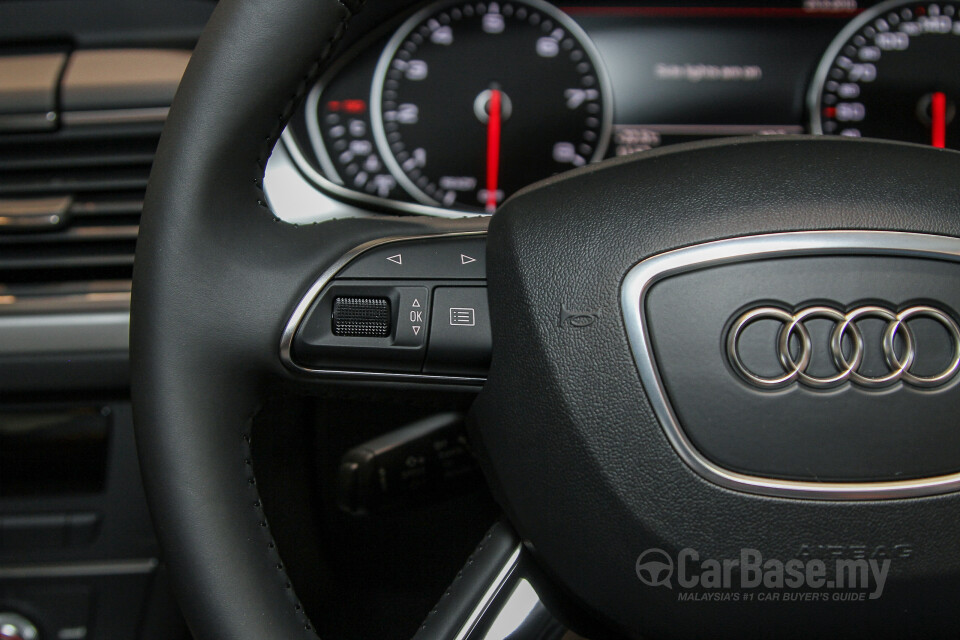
289, 235, 491, 379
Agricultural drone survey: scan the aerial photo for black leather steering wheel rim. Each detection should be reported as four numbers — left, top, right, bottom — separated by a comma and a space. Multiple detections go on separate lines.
132, 0, 353, 636
130, 1, 490, 638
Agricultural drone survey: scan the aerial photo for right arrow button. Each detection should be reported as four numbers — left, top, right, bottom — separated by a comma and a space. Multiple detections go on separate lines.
336, 237, 486, 279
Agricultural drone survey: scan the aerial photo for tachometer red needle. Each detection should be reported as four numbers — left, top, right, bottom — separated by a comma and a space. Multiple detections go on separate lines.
932, 91, 947, 149
485, 89, 502, 213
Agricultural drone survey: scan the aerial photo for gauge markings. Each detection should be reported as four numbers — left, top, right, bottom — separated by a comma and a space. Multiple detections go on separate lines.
811, 0, 960, 149
371, 0, 612, 211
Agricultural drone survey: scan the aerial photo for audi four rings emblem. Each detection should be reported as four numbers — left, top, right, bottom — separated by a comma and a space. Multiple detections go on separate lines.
726, 304, 960, 390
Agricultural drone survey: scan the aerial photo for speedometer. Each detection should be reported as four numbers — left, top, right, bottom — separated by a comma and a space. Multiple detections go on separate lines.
810, 0, 960, 149
371, 0, 612, 213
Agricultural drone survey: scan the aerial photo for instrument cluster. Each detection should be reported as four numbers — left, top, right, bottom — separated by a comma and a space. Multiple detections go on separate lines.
281, 0, 960, 216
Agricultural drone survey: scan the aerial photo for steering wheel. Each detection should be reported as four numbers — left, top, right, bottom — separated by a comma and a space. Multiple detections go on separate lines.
130, 0, 960, 638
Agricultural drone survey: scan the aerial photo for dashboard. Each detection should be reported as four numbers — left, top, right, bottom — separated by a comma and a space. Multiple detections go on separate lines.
281, 0, 960, 217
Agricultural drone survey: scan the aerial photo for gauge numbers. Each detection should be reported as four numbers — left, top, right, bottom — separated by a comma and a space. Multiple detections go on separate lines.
371, 0, 612, 212
811, 0, 960, 149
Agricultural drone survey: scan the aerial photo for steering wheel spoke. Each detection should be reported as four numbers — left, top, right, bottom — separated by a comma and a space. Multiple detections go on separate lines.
277, 225, 491, 387
415, 521, 574, 640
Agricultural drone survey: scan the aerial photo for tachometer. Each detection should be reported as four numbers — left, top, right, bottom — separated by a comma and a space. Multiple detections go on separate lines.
810, 0, 960, 149
371, 0, 612, 212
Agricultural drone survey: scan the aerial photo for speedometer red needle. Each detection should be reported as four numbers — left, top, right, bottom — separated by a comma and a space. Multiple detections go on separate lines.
932, 91, 947, 149
485, 89, 502, 213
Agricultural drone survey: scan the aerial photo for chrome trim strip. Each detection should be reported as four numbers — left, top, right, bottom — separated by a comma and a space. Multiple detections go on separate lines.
284, 15, 484, 220
279, 231, 487, 384
453, 546, 522, 640
0, 111, 57, 132
62, 106, 169, 127
264, 142, 380, 224
621, 230, 960, 500
0, 291, 130, 315
0, 558, 157, 579
468, 578, 548, 640
0, 195, 71, 231
279, 130, 481, 220
0, 311, 129, 354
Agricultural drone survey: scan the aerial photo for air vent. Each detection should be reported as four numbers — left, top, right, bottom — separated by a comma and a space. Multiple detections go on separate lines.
0, 121, 160, 288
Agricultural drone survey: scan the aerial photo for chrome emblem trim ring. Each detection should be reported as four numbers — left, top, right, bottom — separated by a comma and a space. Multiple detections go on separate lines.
621, 231, 960, 499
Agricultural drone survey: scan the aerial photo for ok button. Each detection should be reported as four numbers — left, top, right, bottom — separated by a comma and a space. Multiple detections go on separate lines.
394, 287, 429, 347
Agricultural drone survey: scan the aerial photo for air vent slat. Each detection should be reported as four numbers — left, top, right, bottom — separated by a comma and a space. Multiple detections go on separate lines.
0, 121, 158, 286
0, 254, 135, 271
0, 226, 139, 244
0, 140, 157, 170
71, 198, 143, 217
0, 173, 150, 197
0, 153, 155, 172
